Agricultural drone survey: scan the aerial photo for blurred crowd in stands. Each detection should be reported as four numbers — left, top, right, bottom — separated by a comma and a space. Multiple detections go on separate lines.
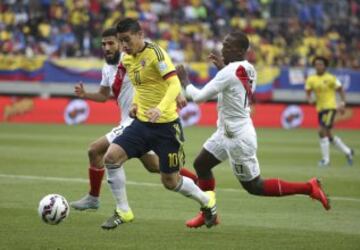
0, 0, 359, 69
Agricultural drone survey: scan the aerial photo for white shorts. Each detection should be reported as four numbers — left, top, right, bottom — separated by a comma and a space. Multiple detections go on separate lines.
203, 126, 260, 182
105, 123, 155, 155
105, 124, 127, 143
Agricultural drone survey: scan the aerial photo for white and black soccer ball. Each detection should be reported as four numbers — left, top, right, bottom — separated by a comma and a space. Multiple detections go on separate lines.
38, 194, 70, 225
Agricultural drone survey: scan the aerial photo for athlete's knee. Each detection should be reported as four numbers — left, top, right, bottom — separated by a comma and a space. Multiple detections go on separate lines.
140, 153, 160, 173
161, 174, 178, 190
319, 126, 331, 138
104, 144, 128, 166
88, 143, 101, 162
327, 130, 333, 140
241, 177, 264, 196
163, 181, 177, 190
104, 151, 119, 165
88, 142, 106, 162
143, 160, 160, 173
318, 130, 325, 138
146, 167, 159, 173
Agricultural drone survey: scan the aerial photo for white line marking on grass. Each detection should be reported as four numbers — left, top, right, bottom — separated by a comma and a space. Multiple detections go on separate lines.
0, 174, 162, 187
1, 174, 360, 202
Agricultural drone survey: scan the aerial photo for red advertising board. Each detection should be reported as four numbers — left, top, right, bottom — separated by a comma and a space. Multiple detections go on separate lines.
1, 96, 359, 129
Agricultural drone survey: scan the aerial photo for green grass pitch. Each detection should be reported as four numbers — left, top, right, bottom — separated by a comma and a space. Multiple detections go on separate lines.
0, 123, 359, 249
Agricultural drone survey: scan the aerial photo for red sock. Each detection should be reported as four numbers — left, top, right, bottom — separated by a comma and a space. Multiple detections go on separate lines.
89, 166, 105, 197
263, 178, 311, 196
179, 167, 198, 183
198, 178, 215, 191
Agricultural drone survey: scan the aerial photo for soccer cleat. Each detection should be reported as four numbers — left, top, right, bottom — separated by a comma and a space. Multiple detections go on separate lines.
308, 178, 331, 211
70, 195, 99, 211
346, 149, 354, 166
186, 211, 220, 228
318, 159, 330, 167
200, 191, 218, 228
101, 209, 134, 230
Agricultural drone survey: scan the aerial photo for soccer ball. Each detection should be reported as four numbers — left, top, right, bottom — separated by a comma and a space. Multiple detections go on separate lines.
38, 194, 70, 225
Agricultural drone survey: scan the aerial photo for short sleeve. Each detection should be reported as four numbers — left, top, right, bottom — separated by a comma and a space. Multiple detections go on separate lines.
151, 45, 176, 78
100, 65, 109, 87
334, 77, 342, 88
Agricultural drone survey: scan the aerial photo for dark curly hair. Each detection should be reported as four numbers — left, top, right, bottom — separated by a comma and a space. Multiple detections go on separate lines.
312, 56, 329, 67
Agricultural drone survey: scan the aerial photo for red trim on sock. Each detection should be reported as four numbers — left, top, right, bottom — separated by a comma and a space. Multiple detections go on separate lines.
198, 178, 215, 191
179, 167, 198, 183
263, 178, 311, 196
89, 166, 105, 197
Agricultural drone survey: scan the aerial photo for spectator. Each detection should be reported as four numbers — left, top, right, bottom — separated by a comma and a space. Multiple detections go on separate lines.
0, 0, 358, 69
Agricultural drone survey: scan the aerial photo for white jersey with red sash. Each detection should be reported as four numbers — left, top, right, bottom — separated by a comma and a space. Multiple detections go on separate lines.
185, 60, 259, 181
100, 62, 133, 127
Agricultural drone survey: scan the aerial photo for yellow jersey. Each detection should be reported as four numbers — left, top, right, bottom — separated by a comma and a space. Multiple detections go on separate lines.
305, 72, 341, 111
122, 42, 180, 123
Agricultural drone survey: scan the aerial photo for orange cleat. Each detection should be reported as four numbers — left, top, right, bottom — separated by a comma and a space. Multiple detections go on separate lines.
309, 178, 331, 210
186, 211, 220, 228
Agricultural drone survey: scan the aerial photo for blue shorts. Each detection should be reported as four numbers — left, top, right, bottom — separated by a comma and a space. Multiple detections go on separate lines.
318, 109, 336, 129
113, 118, 185, 173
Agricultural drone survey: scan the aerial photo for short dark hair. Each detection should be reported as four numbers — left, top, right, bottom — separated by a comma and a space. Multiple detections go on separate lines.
102, 27, 117, 38
312, 56, 329, 67
229, 31, 250, 51
116, 18, 142, 33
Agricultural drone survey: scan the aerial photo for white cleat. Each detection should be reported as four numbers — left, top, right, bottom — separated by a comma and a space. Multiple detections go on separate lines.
318, 159, 330, 167
70, 195, 99, 211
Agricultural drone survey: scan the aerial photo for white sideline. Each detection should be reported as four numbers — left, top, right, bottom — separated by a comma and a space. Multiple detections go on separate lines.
0, 173, 359, 203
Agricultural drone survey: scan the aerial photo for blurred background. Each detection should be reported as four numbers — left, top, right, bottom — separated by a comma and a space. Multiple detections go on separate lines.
0, 0, 359, 128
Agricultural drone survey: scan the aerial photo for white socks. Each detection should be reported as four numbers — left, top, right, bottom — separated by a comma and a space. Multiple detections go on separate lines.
319, 137, 330, 163
332, 136, 351, 155
106, 165, 130, 212
174, 176, 209, 206
320, 136, 351, 163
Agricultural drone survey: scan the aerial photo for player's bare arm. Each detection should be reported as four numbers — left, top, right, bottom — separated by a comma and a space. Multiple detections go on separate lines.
305, 89, 314, 105
176, 65, 191, 88
129, 103, 138, 118
176, 93, 187, 109
74, 83, 110, 102
336, 86, 346, 114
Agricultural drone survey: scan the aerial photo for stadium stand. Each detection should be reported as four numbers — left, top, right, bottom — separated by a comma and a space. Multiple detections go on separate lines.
0, 0, 359, 68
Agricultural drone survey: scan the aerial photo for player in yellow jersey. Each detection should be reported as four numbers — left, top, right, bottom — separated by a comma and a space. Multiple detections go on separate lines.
100, 18, 217, 229
305, 56, 354, 167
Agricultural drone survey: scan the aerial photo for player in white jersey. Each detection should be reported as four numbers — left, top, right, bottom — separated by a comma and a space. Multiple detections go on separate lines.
176, 31, 331, 228
70, 28, 160, 213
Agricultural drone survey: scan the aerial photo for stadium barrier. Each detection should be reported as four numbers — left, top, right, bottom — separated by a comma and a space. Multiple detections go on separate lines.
1, 56, 360, 103
1, 96, 359, 129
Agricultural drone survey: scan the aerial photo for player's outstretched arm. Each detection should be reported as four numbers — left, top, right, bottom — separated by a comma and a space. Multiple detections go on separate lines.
176, 64, 221, 104
74, 82, 110, 102
176, 65, 191, 88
